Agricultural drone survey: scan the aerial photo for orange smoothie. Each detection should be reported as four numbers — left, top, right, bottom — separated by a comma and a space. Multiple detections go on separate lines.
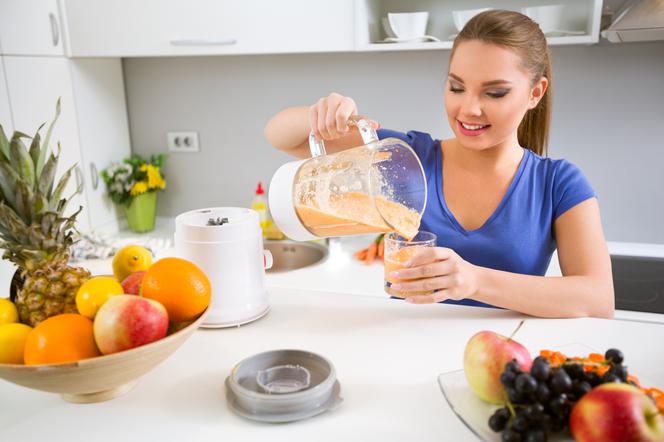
384, 246, 433, 298
295, 191, 420, 239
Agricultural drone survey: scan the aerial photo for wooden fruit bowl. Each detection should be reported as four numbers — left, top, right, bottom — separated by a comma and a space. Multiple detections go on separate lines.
0, 308, 207, 403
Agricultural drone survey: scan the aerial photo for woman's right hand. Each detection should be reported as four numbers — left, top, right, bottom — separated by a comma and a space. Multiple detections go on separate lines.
308, 92, 359, 141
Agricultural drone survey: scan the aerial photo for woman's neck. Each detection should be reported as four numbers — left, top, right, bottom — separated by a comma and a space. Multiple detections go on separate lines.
444, 134, 524, 174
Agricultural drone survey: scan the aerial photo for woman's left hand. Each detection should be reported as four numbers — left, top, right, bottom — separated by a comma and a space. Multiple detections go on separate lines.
389, 247, 480, 304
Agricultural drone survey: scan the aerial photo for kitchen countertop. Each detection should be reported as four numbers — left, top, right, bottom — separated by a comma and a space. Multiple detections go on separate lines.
63, 216, 664, 324
1, 287, 664, 442
266, 235, 664, 325
1, 215, 661, 325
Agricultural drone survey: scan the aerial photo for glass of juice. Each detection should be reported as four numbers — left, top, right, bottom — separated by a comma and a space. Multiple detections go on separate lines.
384, 231, 437, 298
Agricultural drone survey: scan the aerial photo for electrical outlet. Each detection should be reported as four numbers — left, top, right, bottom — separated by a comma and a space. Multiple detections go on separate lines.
167, 131, 199, 152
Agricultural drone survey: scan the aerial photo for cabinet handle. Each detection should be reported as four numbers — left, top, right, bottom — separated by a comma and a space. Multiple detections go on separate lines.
170, 38, 237, 46
49, 13, 60, 47
75, 166, 84, 193
90, 163, 99, 190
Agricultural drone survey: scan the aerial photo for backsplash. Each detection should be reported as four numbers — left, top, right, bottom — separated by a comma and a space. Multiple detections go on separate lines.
123, 41, 664, 243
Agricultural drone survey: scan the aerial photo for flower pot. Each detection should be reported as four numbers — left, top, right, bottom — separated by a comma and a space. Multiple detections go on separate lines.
125, 192, 157, 233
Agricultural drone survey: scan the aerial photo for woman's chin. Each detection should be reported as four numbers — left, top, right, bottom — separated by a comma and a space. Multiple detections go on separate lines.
455, 134, 495, 151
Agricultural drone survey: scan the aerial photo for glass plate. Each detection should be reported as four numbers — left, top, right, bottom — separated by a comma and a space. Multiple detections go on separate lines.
437, 343, 595, 442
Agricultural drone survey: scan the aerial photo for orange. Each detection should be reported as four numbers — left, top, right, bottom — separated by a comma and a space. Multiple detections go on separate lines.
24, 314, 101, 365
141, 257, 211, 323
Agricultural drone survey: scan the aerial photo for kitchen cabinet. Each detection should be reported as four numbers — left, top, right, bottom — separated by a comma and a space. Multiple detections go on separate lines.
61, 0, 355, 57
2, 56, 131, 233
0, 0, 65, 56
356, 0, 603, 52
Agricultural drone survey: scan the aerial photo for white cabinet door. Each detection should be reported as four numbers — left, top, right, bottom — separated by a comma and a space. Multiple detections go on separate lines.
3, 56, 90, 233
68, 59, 131, 233
0, 58, 18, 286
62, 0, 354, 56
0, 58, 12, 135
0, 0, 65, 56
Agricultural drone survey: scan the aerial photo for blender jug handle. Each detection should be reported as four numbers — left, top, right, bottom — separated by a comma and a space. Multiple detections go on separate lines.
308, 115, 380, 158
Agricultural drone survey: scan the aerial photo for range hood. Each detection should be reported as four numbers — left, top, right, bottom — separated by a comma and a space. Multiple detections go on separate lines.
602, 0, 664, 42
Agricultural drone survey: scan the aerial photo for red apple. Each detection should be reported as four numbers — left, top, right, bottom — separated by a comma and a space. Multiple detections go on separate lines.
93, 294, 169, 355
571, 383, 664, 442
121, 271, 146, 295
463, 330, 532, 404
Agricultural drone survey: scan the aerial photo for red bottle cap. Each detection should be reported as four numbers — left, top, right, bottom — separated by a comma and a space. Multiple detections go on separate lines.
255, 181, 265, 195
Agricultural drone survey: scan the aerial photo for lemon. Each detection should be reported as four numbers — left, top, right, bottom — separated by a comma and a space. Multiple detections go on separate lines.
76, 276, 124, 319
0, 323, 32, 364
112, 245, 153, 282
0, 298, 19, 325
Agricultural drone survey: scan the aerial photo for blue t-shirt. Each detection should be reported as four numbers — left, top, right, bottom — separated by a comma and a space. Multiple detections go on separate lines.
377, 129, 596, 308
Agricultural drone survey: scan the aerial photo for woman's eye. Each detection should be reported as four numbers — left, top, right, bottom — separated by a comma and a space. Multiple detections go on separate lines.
449, 86, 464, 93
486, 89, 510, 98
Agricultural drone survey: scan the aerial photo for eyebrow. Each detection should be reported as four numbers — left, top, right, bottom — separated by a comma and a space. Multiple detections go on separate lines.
448, 73, 512, 86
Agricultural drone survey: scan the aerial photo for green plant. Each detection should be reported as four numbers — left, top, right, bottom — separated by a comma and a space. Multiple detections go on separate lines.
101, 154, 166, 207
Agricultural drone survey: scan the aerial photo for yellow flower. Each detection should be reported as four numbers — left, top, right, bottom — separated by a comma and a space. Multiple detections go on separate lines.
130, 181, 149, 196
141, 164, 166, 190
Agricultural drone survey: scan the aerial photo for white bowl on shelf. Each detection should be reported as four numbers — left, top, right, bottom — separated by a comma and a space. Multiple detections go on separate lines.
452, 8, 492, 32
521, 4, 566, 35
387, 12, 429, 40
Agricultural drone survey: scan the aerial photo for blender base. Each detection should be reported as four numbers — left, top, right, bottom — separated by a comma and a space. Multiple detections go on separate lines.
200, 305, 271, 329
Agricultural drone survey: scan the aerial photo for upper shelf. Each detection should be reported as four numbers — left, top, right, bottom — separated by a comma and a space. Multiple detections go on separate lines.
0, 0, 604, 58
355, 0, 604, 52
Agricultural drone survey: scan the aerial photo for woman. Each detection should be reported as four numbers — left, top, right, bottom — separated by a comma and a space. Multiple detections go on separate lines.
264, 10, 614, 319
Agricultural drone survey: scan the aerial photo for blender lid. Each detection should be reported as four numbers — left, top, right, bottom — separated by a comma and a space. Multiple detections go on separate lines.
225, 349, 342, 423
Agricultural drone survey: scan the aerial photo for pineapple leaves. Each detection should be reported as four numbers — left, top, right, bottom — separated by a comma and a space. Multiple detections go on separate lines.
0, 125, 9, 161
15, 180, 35, 224
33, 191, 48, 216
52, 164, 75, 209
39, 153, 58, 198
10, 132, 36, 188
29, 123, 46, 169
0, 161, 19, 207
38, 98, 61, 177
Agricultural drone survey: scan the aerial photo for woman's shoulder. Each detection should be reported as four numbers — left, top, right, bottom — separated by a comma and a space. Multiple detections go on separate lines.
525, 150, 587, 181
376, 129, 439, 161
524, 150, 596, 217
377, 128, 437, 145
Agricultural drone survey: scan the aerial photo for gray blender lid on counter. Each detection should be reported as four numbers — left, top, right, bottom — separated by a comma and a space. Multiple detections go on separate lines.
225, 349, 342, 423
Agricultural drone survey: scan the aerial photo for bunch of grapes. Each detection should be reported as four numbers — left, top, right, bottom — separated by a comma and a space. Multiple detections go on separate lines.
488, 348, 627, 442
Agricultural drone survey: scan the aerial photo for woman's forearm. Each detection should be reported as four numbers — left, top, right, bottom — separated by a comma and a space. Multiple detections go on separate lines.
473, 266, 614, 319
263, 106, 310, 155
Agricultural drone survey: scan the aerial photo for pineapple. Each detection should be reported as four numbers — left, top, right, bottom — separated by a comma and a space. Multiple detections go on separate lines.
0, 100, 91, 326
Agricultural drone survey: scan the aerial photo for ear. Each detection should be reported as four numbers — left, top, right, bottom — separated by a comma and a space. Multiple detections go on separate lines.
528, 76, 549, 109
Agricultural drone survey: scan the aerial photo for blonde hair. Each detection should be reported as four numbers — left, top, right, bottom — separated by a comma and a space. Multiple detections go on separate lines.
451, 10, 552, 156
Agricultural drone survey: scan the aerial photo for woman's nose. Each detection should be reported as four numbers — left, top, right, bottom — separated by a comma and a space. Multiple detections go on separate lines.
460, 95, 482, 117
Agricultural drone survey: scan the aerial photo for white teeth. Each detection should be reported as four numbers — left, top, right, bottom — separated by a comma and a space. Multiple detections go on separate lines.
461, 122, 487, 130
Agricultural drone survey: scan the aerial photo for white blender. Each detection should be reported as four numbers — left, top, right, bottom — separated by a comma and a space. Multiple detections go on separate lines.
174, 207, 273, 328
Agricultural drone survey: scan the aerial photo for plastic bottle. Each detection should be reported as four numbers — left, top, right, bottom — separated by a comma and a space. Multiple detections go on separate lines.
251, 181, 285, 240
251, 181, 269, 234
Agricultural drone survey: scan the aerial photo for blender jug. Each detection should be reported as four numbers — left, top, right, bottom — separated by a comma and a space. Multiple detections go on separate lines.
269, 116, 427, 241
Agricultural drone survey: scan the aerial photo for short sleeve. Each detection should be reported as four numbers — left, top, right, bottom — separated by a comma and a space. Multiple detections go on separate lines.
376, 129, 436, 165
552, 160, 596, 219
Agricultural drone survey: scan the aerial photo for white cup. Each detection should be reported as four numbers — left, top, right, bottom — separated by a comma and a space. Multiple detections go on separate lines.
521, 4, 565, 34
387, 12, 429, 40
452, 8, 492, 33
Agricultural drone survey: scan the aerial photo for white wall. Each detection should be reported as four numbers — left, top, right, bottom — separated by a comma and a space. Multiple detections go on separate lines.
123, 41, 664, 243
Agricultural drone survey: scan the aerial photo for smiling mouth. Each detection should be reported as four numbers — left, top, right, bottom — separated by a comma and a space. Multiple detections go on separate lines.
458, 120, 490, 130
